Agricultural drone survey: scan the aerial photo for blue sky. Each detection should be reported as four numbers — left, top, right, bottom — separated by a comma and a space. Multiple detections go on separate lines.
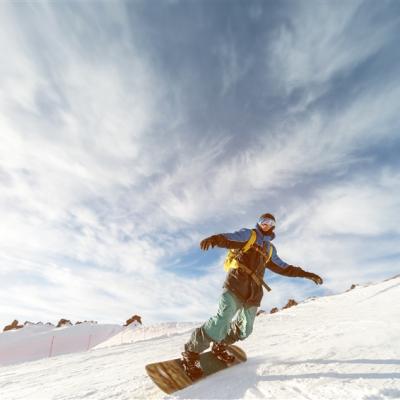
0, 0, 399, 328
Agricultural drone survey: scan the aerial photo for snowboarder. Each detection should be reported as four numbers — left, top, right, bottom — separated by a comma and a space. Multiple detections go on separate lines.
181, 213, 323, 379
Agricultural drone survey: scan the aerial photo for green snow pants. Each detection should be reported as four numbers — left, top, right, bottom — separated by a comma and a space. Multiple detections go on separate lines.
184, 290, 258, 353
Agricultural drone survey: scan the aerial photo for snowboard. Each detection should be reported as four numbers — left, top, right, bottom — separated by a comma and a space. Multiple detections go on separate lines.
145, 345, 246, 395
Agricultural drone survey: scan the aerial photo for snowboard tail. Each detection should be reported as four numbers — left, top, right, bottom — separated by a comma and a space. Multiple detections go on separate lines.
145, 344, 246, 395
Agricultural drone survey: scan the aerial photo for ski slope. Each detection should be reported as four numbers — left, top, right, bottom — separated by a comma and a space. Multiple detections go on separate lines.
1, 276, 399, 400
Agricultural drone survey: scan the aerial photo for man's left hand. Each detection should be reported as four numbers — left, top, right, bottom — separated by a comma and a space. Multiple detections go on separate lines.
307, 272, 323, 285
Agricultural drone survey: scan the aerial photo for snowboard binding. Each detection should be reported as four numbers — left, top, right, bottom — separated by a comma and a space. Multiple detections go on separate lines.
211, 342, 236, 364
181, 351, 203, 380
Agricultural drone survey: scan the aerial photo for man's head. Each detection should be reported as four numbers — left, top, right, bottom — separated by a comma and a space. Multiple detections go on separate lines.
258, 213, 276, 233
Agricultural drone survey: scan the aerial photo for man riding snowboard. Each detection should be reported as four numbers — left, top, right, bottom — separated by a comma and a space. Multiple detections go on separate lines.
181, 213, 323, 379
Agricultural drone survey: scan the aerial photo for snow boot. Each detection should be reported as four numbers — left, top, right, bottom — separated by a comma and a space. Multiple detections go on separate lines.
211, 342, 235, 363
181, 351, 203, 380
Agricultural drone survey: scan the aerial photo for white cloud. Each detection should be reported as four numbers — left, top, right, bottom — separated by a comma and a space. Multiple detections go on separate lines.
218, 34, 253, 95
311, 183, 399, 236
0, 3, 179, 326
267, 0, 398, 109
0, 249, 225, 328
0, 1, 399, 329
273, 166, 400, 294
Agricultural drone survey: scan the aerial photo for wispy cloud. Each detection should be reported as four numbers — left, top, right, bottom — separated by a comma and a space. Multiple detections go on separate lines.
266, 0, 399, 108
0, 1, 399, 328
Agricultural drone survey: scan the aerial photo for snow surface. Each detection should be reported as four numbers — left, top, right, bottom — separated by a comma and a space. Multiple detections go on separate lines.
0, 276, 399, 400
94, 322, 199, 350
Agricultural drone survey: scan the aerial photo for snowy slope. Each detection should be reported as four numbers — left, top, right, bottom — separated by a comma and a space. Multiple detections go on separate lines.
0, 276, 399, 400
0, 322, 122, 367
94, 322, 199, 349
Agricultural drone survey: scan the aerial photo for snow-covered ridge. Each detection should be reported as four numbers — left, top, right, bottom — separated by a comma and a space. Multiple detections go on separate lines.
0, 275, 399, 400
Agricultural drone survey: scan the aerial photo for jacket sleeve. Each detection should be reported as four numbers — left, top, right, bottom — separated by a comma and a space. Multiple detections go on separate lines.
209, 228, 253, 250
269, 245, 289, 269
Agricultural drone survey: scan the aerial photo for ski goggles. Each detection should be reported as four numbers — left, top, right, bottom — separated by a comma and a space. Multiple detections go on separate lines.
258, 216, 276, 228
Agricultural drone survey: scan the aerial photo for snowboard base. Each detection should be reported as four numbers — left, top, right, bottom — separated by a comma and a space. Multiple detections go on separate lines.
145, 345, 246, 395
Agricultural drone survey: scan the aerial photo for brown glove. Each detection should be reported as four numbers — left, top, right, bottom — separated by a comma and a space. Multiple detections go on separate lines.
200, 235, 219, 250
304, 271, 323, 285
285, 265, 323, 285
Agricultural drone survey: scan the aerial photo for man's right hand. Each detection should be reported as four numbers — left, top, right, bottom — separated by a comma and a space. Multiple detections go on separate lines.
200, 235, 218, 250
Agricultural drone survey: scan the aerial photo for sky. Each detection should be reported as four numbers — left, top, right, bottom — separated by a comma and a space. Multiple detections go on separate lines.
0, 0, 399, 329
